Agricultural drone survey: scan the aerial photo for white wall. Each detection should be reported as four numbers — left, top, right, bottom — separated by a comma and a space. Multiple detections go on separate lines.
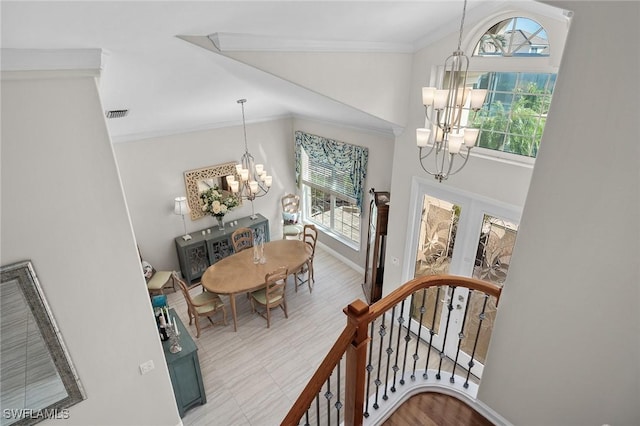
479, 2, 640, 424
1, 73, 180, 425
114, 115, 395, 273
227, 51, 412, 127
113, 117, 296, 271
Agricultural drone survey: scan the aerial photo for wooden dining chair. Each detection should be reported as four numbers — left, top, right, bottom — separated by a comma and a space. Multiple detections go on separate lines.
174, 272, 227, 337
231, 227, 254, 253
249, 266, 289, 328
281, 193, 303, 239
294, 224, 318, 293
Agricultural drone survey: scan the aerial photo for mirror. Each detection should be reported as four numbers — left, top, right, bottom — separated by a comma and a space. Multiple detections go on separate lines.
184, 162, 240, 220
1, 261, 85, 425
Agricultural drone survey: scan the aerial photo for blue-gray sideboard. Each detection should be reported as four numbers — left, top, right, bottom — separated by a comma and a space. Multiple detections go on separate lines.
163, 309, 205, 417
175, 214, 270, 285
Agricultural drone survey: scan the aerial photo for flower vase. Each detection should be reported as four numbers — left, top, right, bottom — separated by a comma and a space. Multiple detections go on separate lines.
216, 216, 225, 231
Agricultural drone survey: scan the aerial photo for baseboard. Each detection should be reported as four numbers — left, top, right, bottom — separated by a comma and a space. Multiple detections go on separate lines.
474, 399, 514, 426
316, 241, 365, 275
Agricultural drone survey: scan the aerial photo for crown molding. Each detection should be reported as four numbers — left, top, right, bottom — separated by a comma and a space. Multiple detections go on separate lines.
208, 32, 414, 53
1, 48, 104, 75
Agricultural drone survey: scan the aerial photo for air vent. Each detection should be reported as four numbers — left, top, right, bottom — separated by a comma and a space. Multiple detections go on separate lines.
105, 109, 129, 119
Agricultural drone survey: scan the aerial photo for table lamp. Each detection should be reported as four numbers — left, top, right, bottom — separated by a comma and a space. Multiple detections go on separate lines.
174, 196, 191, 241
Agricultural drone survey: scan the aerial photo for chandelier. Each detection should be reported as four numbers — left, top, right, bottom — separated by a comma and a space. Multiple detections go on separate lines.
226, 99, 272, 219
416, 0, 487, 182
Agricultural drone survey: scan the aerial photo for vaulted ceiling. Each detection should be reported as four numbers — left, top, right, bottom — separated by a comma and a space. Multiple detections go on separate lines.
2, 1, 550, 143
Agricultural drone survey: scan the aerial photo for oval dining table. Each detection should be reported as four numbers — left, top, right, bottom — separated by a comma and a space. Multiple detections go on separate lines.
201, 239, 311, 331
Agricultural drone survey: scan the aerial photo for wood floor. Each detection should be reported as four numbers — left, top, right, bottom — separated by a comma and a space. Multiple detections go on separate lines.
382, 393, 493, 426
165, 246, 490, 425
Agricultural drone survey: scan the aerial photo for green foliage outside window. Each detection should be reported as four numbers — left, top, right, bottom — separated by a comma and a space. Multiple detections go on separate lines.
470, 73, 555, 158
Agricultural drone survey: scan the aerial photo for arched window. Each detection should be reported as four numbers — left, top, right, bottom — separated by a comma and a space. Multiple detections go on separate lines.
461, 17, 556, 160
473, 17, 549, 57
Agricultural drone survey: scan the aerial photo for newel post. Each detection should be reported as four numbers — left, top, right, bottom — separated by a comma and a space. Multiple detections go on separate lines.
344, 299, 370, 426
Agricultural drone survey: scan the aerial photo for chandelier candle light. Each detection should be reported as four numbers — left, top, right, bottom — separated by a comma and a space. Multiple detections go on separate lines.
417, 0, 487, 182
226, 99, 272, 219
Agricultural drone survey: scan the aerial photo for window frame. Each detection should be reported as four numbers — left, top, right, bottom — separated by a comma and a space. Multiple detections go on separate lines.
452, 15, 559, 166
295, 131, 366, 250
300, 182, 361, 250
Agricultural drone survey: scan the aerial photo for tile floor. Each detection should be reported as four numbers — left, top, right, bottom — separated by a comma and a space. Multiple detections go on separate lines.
165, 246, 365, 425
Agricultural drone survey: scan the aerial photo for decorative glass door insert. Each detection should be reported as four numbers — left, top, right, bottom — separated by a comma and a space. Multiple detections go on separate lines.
460, 214, 518, 365
406, 180, 521, 377
412, 195, 460, 338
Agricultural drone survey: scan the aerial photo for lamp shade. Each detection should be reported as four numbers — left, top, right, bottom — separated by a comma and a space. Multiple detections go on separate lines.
174, 196, 189, 215
416, 128, 431, 147
434, 89, 449, 109
463, 128, 480, 147
469, 89, 488, 110
422, 87, 436, 106
448, 132, 464, 154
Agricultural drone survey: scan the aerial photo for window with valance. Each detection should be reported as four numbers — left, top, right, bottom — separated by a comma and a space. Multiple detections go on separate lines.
294, 131, 368, 247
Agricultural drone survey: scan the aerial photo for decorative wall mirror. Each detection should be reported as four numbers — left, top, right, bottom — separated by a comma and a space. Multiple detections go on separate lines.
1, 261, 85, 425
184, 162, 240, 220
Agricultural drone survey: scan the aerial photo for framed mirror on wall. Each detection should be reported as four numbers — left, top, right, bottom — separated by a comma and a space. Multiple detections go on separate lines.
1, 261, 85, 426
184, 162, 240, 220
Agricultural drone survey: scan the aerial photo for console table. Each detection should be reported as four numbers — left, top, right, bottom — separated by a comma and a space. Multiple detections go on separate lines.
175, 214, 270, 285
163, 309, 206, 417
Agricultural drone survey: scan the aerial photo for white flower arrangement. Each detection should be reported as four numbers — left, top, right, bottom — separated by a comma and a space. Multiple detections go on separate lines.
199, 186, 239, 218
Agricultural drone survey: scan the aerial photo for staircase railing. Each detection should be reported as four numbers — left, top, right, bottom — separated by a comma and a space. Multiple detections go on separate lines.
282, 274, 502, 426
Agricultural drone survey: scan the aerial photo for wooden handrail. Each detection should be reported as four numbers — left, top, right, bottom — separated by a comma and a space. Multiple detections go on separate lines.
281, 321, 358, 425
367, 274, 502, 323
281, 274, 502, 425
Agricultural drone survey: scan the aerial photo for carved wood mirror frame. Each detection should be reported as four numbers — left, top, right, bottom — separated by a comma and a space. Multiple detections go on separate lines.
184, 162, 240, 220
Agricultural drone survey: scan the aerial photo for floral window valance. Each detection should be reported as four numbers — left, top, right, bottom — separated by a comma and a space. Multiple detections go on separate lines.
295, 131, 369, 208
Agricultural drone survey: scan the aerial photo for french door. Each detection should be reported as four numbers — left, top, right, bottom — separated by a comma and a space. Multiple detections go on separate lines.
403, 178, 521, 377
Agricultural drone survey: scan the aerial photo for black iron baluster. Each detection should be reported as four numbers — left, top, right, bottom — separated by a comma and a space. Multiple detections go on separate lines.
372, 314, 386, 410
315, 392, 320, 426
437, 286, 456, 380
324, 373, 332, 426
464, 292, 490, 389
400, 293, 415, 385
335, 359, 342, 425
363, 319, 376, 418
304, 407, 310, 426
451, 289, 473, 384
423, 285, 441, 379
411, 289, 428, 380
382, 307, 396, 401
391, 299, 406, 392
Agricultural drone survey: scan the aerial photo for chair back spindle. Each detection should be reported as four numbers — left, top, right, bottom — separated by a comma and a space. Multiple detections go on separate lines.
231, 227, 254, 253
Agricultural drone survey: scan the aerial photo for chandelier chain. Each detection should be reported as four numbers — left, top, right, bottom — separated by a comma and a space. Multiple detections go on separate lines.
238, 98, 249, 152
457, 0, 468, 52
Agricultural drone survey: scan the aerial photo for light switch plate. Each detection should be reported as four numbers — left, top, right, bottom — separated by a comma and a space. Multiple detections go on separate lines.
139, 360, 155, 375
